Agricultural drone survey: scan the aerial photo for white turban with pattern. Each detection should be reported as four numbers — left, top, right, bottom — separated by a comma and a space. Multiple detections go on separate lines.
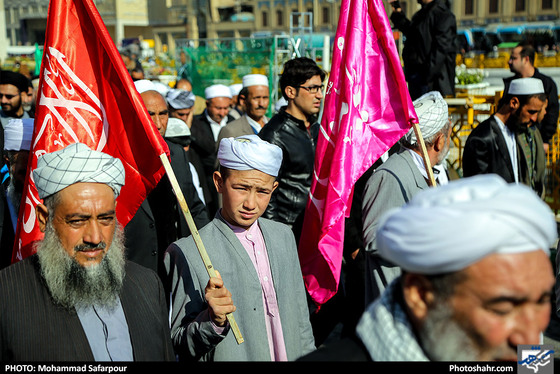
33, 143, 125, 199
403, 91, 449, 145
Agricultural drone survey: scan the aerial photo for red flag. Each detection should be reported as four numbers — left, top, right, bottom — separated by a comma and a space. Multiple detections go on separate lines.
298, 0, 418, 307
12, 0, 169, 262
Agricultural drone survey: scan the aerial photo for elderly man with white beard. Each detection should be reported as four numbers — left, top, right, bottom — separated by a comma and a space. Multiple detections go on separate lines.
361, 90, 452, 305
0, 143, 175, 361
300, 174, 556, 361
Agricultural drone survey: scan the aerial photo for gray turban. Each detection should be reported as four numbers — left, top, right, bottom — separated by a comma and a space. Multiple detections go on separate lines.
34, 143, 125, 199
403, 91, 449, 145
376, 174, 557, 275
218, 135, 283, 177
166, 88, 195, 109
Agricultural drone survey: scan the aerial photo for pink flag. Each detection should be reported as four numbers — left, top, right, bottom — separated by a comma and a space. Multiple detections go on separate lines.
12, 0, 169, 263
298, 0, 418, 307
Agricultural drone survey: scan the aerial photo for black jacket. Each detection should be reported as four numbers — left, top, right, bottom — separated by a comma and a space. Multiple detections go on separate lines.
190, 111, 235, 215
258, 108, 318, 238
390, 0, 457, 97
124, 140, 210, 282
462, 115, 546, 196
463, 116, 516, 183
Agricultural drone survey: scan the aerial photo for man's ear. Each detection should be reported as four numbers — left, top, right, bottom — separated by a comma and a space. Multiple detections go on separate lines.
284, 86, 297, 100
402, 273, 436, 324
509, 96, 520, 111
434, 133, 445, 152
213, 171, 224, 194
36, 203, 49, 233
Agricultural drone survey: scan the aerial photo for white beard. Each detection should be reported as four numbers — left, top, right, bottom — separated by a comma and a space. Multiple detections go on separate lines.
36, 222, 126, 311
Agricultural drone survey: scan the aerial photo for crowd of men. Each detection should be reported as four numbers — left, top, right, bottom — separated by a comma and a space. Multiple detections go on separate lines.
0, 39, 559, 363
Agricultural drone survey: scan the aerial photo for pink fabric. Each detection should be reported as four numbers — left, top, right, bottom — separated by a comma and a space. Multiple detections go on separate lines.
298, 0, 418, 307
12, 0, 168, 263
227, 220, 288, 361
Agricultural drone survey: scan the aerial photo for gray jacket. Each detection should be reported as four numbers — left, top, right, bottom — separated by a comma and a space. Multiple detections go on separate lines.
361, 150, 428, 303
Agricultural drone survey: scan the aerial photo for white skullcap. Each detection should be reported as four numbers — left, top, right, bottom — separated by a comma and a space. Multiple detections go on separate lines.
403, 91, 449, 145
218, 135, 283, 177
229, 83, 243, 97
166, 89, 195, 109
33, 143, 125, 199
205, 84, 232, 99
242, 74, 269, 88
134, 79, 157, 94
376, 174, 557, 275
4, 118, 34, 151
153, 82, 170, 97
165, 117, 191, 137
508, 77, 545, 95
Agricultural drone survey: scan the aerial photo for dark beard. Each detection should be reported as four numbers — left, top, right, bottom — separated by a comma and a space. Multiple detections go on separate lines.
36, 222, 126, 311
505, 108, 528, 134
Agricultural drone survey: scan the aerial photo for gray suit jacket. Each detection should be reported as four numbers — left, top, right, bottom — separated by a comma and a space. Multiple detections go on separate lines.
361, 150, 428, 303
164, 215, 315, 361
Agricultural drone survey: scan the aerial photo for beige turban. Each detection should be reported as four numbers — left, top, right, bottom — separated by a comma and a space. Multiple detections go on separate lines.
376, 174, 557, 274
403, 91, 449, 145
33, 143, 125, 199
218, 135, 283, 177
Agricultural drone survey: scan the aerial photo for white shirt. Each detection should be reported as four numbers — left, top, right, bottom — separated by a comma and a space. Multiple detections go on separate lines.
205, 112, 228, 142
494, 115, 519, 183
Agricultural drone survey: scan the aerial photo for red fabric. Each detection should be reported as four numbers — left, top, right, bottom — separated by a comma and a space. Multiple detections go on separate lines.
297, 0, 417, 307
11, 0, 168, 263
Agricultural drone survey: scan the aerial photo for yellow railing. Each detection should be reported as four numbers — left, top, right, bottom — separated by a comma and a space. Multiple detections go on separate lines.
446, 91, 560, 213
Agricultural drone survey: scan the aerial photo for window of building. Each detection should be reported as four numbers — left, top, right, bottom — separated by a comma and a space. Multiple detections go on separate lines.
262, 10, 268, 27
489, 0, 499, 13
515, 0, 525, 12
322, 6, 329, 24
542, 0, 553, 9
277, 9, 283, 27
465, 0, 474, 15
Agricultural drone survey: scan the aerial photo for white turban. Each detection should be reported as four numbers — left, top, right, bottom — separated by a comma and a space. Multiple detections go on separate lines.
134, 79, 157, 94
205, 84, 232, 100
4, 118, 34, 151
166, 89, 195, 109
376, 174, 557, 275
218, 135, 283, 177
165, 118, 191, 138
33, 143, 125, 199
403, 91, 449, 145
242, 74, 268, 88
229, 83, 243, 97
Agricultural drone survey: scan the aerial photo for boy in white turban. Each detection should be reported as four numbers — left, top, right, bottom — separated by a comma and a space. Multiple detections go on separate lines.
165, 135, 315, 361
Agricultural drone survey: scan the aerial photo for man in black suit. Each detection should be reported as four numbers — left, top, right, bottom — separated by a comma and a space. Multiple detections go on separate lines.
0, 143, 175, 361
502, 41, 559, 152
125, 88, 209, 283
463, 77, 547, 197
190, 84, 235, 215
